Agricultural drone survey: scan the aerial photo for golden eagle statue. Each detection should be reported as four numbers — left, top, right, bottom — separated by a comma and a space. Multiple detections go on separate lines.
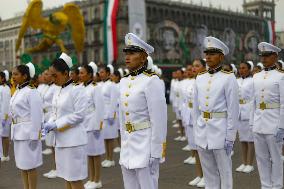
16, 0, 85, 54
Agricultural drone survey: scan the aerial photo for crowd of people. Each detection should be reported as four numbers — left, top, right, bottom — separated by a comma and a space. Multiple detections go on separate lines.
0, 32, 284, 189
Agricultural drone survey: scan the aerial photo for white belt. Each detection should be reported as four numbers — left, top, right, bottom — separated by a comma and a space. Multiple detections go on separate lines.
257, 102, 280, 110
202, 111, 227, 119
125, 121, 151, 133
12, 117, 30, 124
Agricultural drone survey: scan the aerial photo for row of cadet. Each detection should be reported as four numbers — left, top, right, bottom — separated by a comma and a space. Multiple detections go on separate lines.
170, 38, 284, 189
0, 51, 165, 189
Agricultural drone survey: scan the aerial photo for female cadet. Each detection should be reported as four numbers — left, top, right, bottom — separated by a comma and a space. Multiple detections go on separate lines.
43, 53, 87, 189
42, 68, 60, 179
186, 59, 206, 187
0, 70, 11, 162
119, 33, 167, 189
10, 63, 43, 189
110, 70, 123, 153
79, 62, 105, 189
235, 61, 255, 173
99, 65, 118, 168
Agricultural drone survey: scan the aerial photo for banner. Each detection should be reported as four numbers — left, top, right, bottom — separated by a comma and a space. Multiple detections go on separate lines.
128, 0, 147, 41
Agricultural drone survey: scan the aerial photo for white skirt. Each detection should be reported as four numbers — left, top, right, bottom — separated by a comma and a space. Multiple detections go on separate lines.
45, 131, 55, 147
186, 125, 197, 150
55, 145, 87, 181
238, 120, 254, 142
0, 124, 10, 137
86, 131, 105, 156
14, 140, 42, 170
103, 119, 119, 139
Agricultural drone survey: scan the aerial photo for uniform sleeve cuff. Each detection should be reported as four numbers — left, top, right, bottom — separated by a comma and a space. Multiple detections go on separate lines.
151, 143, 163, 159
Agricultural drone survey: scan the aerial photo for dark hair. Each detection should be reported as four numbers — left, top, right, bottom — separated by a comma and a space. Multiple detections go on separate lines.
0, 72, 6, 82
101, 66, 111, 74
241, 62, 251, 70
113, 70, 122, 80
71, 66, 80, 75
199, 59, 206, 67
52, 58, 70, 73
82, 65, 93, 76
16, 65, 31, 81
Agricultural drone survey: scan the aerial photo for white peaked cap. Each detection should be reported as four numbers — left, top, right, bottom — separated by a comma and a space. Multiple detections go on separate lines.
26, 62, 35, 78
118, 68, 124, 78
258, 42, 281, 54
59, 53, 73, 68
246, 61, 254, 72
78, 66, 82, 70
231, 64, 237, 75
124, 33, 154, 54
3, 70, 9, 81
107, 64, 114, 74
147, 56, 154, 70
181, 67, 186, 72
257, 62, 264, 70
124, 69, 130, 75
204, 36, 229, 56
88, 62, 98, 75
278, 60, 284, 69
157, 68, 162, 76
153, 65, 159, 73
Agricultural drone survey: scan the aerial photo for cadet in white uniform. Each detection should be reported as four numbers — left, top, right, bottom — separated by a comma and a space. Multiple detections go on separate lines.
0, 70, 11, 162
235, 61, 255, 173
193, 37, 239, 189
250, 42, 284, 189
10, 63, 43, 189
79, 62, 105, 189
43, 53, 87, 189
119, 33, 167, 189
42, 69, 60, 179
99, 65, 118, 168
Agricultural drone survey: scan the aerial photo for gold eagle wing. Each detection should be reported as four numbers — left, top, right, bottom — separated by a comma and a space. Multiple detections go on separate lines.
62, 3, 85, 53
16, 0, 52, 51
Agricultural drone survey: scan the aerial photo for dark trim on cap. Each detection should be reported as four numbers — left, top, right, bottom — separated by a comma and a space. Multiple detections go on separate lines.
123, 45, 146, 53
259, 51, 277, 56
204, 48, 224, 54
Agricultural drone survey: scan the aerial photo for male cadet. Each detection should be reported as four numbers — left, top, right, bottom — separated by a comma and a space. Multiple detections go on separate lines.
250, 42, 284, 189
193, 36, 239, 189
119, 33, 167, 189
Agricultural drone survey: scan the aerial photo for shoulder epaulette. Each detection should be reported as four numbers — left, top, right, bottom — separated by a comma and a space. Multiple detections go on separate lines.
221, 69, 233, 74
198, 70, 207, 75
72, 82, 80, 86
28, 84, 36, 89
276, 68, 284, 73
142, 70, 157, 77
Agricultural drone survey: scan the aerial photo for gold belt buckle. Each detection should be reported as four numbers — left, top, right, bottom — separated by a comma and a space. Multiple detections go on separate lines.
125, 122, 134, 133
239, 99, 244, 104
203, 111, 211, 119
188, 102, 193, 108
260, 102, 267, 110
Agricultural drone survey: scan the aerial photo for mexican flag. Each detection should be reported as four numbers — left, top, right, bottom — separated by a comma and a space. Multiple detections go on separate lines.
103, 0, 119, 65
264, 20, 276, 44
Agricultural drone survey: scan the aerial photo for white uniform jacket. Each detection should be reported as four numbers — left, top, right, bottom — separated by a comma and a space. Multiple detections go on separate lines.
250, 68, 284, 134
0, 84, 11, 133
10, 82, 43, 140
50, 80, 87, 147
119, 71, 167, 169
102, 80, 117, 120
83, 81, 104, 132
42, 84, 59, 122
181, 79, 195, 126
237, 77, 254, 121
193, 70, 239, 149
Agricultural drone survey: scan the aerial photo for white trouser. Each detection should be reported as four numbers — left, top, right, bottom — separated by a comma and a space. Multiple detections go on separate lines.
253, 133, 283, 189
198, 148, 232, 189
121, 164, 159, 189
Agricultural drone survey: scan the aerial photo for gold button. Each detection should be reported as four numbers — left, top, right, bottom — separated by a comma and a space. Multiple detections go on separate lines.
125, 112, 129, 116
264, 77, 267, 79
205, 118, 208, 122
125, 93, 129, 97
205, 102, 209, 106
128, 84, 132, 88
124, 102, 128, 107
131, 77, 135, 80
206, 96, 209, 99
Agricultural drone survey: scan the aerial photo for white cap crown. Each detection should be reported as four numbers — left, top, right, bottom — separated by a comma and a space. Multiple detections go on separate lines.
124, 33, 154, 54
26, 62, 35, 78
59, 53, 73, 68
204, 36, 229, 55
